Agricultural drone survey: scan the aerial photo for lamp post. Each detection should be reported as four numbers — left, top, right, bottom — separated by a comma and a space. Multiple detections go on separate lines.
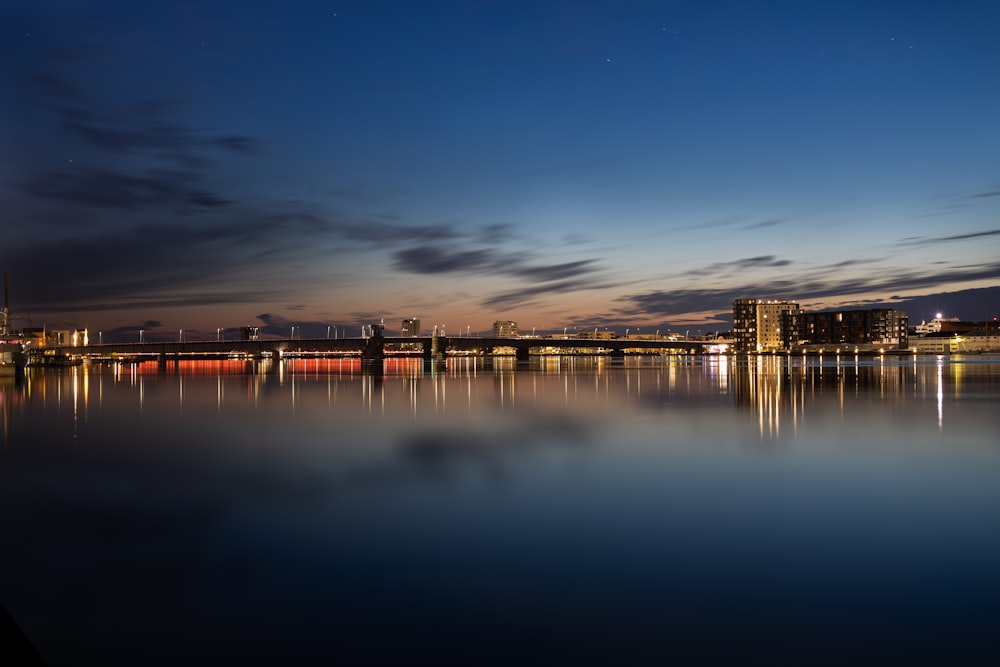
99, 331, 103, 345
139, 329, 144, 344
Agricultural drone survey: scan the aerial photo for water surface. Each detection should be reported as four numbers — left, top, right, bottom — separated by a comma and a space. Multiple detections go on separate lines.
1, 355, 998, 665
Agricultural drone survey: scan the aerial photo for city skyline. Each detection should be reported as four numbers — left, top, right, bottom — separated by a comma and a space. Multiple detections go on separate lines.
3, 1, 999, 341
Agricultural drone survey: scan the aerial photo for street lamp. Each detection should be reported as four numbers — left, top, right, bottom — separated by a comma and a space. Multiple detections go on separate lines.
179, 329, 183, 342
139, 329, 144, 344
99, 331, 103, 345
327, 325, 331, 338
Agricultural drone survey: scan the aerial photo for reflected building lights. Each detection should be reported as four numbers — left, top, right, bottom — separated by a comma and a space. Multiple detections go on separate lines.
3, 354, 990, 446
937, 360, 944, 431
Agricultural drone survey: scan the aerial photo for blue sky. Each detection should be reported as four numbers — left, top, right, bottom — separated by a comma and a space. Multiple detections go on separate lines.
3, 1, 999, 340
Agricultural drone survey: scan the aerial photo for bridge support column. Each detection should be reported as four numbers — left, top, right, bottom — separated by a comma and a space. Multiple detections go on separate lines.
515, 345, 530, 361
361, 326, 385, 363
431, 335, 447, 361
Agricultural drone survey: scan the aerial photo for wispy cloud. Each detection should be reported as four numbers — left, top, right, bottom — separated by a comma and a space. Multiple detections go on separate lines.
690, 255, 792, 276
391, 247, 497, 274
19, 168, 231, 210
741, 218, 787, 230
900, 229, 1000, 245
482, 278, 614, 309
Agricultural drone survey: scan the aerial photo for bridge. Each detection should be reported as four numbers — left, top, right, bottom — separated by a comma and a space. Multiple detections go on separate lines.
38, 332, 706, 365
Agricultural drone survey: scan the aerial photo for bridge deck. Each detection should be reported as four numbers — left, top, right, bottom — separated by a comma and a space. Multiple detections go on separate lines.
40, 335, 705, 359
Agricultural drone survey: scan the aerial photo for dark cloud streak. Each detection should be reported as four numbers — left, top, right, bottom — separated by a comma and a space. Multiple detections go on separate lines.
624, 261, 1000, 318
19, 168, 230, 210
901, 229, 1000, 245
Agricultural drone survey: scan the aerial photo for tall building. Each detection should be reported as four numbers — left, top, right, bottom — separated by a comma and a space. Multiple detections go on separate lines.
493, 320, 518, 338
732, 299, 801, 352
401, 318, 421, 337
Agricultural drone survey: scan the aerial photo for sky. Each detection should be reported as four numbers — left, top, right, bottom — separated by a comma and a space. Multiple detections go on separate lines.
3, 1, 999, 341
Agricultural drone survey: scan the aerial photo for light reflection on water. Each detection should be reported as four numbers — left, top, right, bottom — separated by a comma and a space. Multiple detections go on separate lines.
1, 355, 999, 665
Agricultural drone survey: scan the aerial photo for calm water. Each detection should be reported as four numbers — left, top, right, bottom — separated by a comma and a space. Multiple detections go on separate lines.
1, 355, 999, 665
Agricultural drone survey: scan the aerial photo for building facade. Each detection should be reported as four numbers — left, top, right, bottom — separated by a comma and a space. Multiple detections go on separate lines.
732, 299, 801, 352
492, 320, 518, 338
793, 309, 908, 348
913, 316, 961, 335
401, 318, 421, 337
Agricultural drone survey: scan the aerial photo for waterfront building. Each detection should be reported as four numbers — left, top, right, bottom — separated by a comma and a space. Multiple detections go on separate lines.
401, 318, 421, 337
793, 309, 908, 349
910, 319, 999, 353
732, 299, 801, 352
910, 332, 961, 354
493, 320, 518, 338
914, 316, 961, 335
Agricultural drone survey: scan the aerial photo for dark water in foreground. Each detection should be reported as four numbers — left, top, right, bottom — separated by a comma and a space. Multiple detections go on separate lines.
1, 355, 999, 665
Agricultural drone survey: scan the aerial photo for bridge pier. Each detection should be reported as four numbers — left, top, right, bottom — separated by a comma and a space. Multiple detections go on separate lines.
515, 345, 530, 362
361, 326, 385, 363
430, 335, 447, 361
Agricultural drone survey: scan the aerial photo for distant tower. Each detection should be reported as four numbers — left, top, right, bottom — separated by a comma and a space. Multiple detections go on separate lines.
401, 318, 421, 337
493, 320, 518, 338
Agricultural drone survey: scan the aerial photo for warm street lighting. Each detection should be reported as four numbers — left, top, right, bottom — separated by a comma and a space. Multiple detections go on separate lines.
139, 329, 144, 343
